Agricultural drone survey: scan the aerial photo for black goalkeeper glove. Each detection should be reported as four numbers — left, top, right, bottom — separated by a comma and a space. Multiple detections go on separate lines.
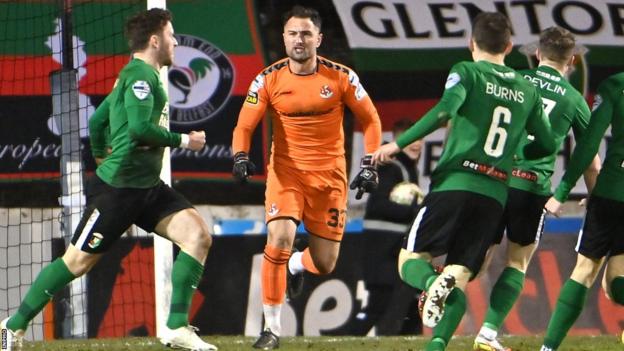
232, 151, 256, 184
349, 154, 378, 200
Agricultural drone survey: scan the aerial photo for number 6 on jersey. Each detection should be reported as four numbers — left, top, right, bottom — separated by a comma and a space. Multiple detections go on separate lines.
484, 106, 512, 157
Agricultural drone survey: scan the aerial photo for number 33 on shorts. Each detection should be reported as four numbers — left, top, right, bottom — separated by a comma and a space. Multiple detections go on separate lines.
326, 208, 346, 228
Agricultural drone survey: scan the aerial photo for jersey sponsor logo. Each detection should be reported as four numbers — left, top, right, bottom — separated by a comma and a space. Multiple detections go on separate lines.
320, 85, 334, 98
132, 80, 151, 100
169, 34, 234, 125
282, 108, 333, 117
491, 68, 515, 79
158, 105, 169, 128
535, 69, 562, 82
512, 168, 538, 182
87, 232, 104, 249
245, 91, 258, 105
462, 159, 508, 181
268, 203, 280, 217
592, 94, 602, 111
445, 72, 460, 89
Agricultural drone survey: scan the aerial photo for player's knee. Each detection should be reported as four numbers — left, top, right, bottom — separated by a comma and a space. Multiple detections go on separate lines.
315, 260, 335, 275
571, 255, 601, 286
268, 235, 292, 249
63, 246, 98, 277
185, 225, 212, 253
198, 227, 213, 251
311, 254, 337, 275
65, 261, 92, 277
610, 276, 624, 305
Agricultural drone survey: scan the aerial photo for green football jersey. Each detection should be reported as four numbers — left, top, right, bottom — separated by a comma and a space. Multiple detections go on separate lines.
397, 61, 556, 205
554, 72, 624, 202
89, 58, 182, 188
510, 66, 590, 195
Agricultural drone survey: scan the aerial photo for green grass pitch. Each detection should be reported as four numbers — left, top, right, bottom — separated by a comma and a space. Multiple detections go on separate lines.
23, 334, 623, 350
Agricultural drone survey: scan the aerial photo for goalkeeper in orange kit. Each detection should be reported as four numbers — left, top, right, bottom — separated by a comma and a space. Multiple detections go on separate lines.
231, 5, 382, 350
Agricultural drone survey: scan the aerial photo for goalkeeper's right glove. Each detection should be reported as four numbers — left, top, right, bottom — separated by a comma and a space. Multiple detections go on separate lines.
349, 154, 378, 200
232, 151, 256, 184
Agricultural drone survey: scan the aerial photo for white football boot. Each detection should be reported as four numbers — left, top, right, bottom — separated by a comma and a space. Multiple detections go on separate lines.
473, 333, 511, 351
422, 272, 456, 328
1, 317, 24, 351
160, 325, 217, 351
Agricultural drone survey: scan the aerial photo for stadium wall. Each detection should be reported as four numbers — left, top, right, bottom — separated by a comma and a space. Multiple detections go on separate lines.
53, 228, 624, 338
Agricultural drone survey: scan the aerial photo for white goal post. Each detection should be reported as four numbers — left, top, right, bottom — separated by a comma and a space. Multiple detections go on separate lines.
146, 0, 173, 339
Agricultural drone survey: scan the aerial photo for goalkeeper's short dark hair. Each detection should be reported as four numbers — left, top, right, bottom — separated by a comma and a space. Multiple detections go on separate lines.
282, 5, 322, 30
125, 8, 172, 52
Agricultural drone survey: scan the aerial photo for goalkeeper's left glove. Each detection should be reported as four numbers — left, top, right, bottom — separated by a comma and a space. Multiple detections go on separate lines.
349, 154, 378, 200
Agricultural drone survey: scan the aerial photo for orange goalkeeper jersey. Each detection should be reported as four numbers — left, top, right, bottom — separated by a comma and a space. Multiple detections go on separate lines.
232, 56, 382, 171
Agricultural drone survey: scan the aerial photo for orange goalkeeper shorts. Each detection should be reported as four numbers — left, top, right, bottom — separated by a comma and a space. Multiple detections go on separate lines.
265, 163, 348, 241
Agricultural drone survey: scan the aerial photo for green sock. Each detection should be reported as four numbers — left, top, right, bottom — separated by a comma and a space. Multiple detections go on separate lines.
425, 337, 446, 351
400, 258, 438, 290
431, 288, 467, 347
543, 279, 588, 349
483, 267, 524, 330
610, 276, 624, 305
166, 251, 204, 329
7, 258, 75, 331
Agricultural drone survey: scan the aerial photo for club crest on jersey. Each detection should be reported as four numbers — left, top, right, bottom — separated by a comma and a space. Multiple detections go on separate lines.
132, 81, 151, 100
88, 233, 104, 249
168, 34, 234, 125
268, 203, 280, 217
320, 85, 333, 98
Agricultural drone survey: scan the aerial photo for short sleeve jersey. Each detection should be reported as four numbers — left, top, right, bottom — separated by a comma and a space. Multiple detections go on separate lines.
510, 66, 591, 195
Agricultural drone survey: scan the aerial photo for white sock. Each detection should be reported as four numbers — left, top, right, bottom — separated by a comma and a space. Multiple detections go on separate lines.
288, 251, 304, 275
478, 325, 497, 339
263, 304, 282, 336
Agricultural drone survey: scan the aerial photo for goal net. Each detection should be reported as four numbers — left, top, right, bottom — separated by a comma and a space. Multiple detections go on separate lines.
0, 0, 155, 341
